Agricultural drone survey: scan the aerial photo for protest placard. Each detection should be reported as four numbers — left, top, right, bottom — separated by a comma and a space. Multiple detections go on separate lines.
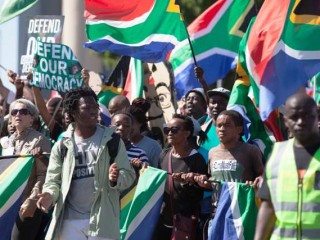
31, 41, 84, 93
20, 15, 64, 74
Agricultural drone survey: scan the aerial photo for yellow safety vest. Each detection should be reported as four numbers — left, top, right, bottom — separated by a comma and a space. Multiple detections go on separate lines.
266, 139, 320, 240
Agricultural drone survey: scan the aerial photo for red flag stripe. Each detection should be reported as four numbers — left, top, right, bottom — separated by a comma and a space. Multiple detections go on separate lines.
188, 0, 228, 34
247, 0, 290, 84
84, 0, 156, 21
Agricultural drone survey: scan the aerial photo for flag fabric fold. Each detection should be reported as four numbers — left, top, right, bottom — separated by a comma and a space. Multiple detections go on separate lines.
169, 0, 257, 99
0, 155, 34, 240
245, 0, 320, 120
208, 182, 258, 240
120, 167, 167, 240
84, 0, 187, 63
98, 56, 143, 125
0, 0, 38, 24
228, 17, 284, 159
227, 73, 273, 158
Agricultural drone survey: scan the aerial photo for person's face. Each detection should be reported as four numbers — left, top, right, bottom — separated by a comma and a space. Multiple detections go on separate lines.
7, 119, 16, 135
216, 114, 242, 144
10, 103, 34, 132
185, 92, 206, 119
73, 96, 99, 128
208, 95, 228, 120
111, 114, 132, 140
284, 101, 318, 142
164, 118, 191, 146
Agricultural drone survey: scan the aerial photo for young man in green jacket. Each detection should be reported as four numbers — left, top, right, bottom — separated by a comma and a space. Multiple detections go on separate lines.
37, 88, 136, 240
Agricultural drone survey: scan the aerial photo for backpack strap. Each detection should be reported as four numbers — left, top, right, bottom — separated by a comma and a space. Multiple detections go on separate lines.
107, 132, 120, 165
59, 137, 68, 163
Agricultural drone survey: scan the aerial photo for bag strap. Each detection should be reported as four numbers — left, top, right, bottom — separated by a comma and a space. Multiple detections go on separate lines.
168, 149, 175, 215
60, 137, 68, 163
107, 132, 120, 165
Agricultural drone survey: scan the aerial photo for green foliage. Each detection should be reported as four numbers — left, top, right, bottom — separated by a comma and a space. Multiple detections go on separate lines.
179, 0, 216, 25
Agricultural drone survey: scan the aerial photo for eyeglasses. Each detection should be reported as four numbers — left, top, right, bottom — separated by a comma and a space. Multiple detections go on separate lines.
11, 108, 30, 116
163, 126, 181, 135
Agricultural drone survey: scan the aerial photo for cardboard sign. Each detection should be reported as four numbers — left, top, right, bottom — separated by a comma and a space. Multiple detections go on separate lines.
31, 41, 84, 93
21, 15, 64, 74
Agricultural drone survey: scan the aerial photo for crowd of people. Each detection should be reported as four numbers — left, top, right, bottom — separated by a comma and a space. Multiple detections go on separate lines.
1, 66, 320, 240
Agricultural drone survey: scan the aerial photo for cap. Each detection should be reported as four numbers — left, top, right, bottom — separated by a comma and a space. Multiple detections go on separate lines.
207, 87, 230, 99
185, 88, 207, 103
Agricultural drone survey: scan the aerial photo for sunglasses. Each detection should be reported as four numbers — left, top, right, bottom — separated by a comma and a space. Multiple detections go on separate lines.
11, 108, 30, 116
163, 126, 181, 135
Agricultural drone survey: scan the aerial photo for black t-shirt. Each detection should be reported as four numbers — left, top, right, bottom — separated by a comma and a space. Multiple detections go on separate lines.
258, 142, 320, 201
158, 148, 207, 225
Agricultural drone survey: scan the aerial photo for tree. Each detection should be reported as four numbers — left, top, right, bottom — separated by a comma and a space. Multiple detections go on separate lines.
180, 0, 216, 25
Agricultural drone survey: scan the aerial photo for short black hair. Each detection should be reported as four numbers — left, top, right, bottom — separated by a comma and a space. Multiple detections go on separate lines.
111, 109, 134, 124
218, 110, 244, 127
63, 87, 98, 122
172, 113, 194, 139
217, 110, 244, 138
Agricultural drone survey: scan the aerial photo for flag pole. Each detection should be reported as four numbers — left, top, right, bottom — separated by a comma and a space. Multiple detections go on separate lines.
0, 64, 7, 71
180, 11, 198, 67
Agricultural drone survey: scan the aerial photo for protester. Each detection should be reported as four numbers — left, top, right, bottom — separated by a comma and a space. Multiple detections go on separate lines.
153, 114, 207, 240
184, 87, 207, 122
194, 110, 264, 239
201, 87, 230, 149
36, 87, 135, 240
131, 98, 152, 135
108, 95, 130, 117
0, 98, 51, 240
110, 111, 149, 175
131, 97, 164, 144
255, 93, 320, 240
128, 105, 162, 168
194, 67, 231, 238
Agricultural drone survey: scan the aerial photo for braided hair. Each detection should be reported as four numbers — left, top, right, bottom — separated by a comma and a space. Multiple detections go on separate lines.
63, 87, 98, 122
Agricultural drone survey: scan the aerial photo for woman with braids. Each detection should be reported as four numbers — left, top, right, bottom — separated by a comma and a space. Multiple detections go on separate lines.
153, 114, 207, 240
37, 87, 135, 240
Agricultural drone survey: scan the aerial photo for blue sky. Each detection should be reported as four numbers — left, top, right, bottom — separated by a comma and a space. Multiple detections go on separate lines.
0, 0, 26, 99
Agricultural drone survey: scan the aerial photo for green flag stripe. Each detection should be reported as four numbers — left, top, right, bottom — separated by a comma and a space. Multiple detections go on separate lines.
0, 156, 34, 207
236, 183, 258, 240
282, 1, 320, 50
120, 167, 167, 239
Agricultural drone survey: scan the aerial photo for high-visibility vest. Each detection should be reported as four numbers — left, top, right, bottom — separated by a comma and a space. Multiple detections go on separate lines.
266, 139, 320, 240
